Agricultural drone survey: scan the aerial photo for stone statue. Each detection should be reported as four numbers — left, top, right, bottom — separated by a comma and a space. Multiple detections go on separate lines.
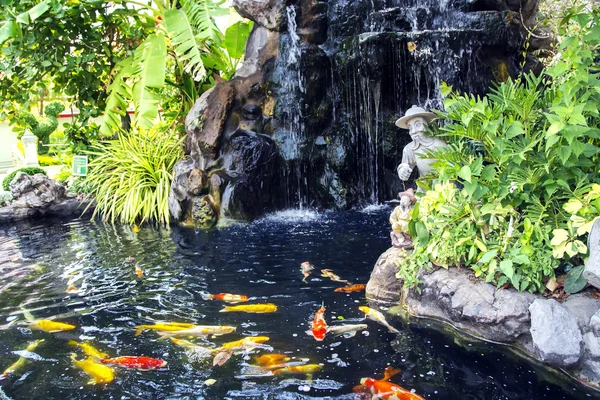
395, 105, 447, 181
389, 188, 416, 249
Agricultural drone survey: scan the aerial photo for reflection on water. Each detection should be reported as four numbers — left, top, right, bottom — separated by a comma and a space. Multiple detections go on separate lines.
0, 210, 598, 399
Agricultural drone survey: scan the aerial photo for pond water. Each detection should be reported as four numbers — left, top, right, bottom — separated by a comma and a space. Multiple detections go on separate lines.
0, 208, 598, 400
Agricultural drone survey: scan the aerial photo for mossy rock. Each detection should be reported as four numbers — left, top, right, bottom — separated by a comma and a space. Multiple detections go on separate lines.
2, 167, 47, 191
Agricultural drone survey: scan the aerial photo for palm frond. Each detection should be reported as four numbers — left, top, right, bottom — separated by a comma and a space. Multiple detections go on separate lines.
163, 7, 207, 81
182, 0, 227, 42
99, 58, 133, 137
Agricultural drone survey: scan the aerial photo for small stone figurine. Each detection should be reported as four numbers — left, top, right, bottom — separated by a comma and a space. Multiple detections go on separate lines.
389, 188, 417, 249
395, 105, 447, 181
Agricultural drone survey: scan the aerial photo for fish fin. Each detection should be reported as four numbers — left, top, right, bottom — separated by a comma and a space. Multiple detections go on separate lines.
306, 373, 314, 382
20, 307, 35, 322
382, 366, 401, 381
343, 331, 357, 338
305, 330, 314, 337
387, 325, 400, 334
68, 340, 78, 347
134, 328, 143, 337
218, 307, 230, 313
156, 333, 171, 340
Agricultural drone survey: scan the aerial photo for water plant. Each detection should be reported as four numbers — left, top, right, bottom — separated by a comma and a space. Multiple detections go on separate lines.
82, 125, 183, 225
398, 5, 600, 293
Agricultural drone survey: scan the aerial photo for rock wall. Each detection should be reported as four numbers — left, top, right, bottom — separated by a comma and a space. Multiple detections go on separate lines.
367, 246, 600, 389
169, 0, 544, 227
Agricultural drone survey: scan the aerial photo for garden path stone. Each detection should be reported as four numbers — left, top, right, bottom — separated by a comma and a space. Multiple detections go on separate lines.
529, 299, 582, 368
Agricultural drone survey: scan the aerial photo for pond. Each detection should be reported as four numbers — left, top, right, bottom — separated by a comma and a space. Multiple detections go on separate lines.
0, 208, 598, 399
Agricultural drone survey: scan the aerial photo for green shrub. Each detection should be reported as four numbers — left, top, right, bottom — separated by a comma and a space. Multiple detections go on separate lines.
400, 6, 600, 293
0, 191, 13, 206
54, 167, 72, 184
82, 125, 184, 225
2, 167, 47, 191
38, 155, 63, 166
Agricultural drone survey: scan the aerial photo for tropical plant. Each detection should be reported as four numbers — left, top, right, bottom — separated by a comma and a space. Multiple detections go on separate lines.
82, 125, 184, 225
397, 5, 600, 293
2, 167, 47, 191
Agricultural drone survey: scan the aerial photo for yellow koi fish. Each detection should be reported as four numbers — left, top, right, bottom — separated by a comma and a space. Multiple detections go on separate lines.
134, 322, 196, 336
157, 325, 236, 338
1, 339, 44, 379
219, 304, 278, 314
273, 364, 322, 375
217, 336, 270, 352
71, 354, 115, 385
358, 306, 399, 334
68, 340, 109, 359
254, 353, 290, 367
320, 269, 350, 284
30, 320, 76, 333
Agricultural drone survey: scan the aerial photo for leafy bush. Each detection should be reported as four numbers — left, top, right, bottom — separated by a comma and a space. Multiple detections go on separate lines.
38, 155, 63, 166
54, 166, 72, 184
82, 125, 183, 225
2, 167, 47, 191
400, 7, 600, 293
0, 191, 13, 207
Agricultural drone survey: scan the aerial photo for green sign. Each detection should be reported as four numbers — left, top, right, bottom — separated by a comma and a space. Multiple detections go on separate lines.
72, 155, 88, 176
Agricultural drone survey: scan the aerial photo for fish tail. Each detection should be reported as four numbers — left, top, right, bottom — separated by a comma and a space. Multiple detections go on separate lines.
382, 366, 401, 381
219, 307, 230, 313
134, 327, 144, 337
387, 325, 400, 334
20, 307, 35, 322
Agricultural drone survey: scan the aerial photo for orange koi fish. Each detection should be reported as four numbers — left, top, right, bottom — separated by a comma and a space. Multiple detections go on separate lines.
360, 377, 425, 400
135, 266, 143, 277
66, 284, 78, 293
300, 261, 314, 282
101, 356, 167, 370
334, 284, 366, 293
321, 269, 350, 284
202, 293, 249, 304
353, 367, 402, 398
306, 304, 327, 341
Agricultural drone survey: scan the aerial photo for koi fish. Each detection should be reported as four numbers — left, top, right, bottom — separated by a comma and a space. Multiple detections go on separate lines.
134, 322, 196, 336
30, 319, 76, 333
202, 293, 249, 304
360, 377, 425, 400
21, 309, 76, 333
306, 304, 327, 341
334, 284, 366, 293
66, 284, 78, 293
132, 225, 140, 233
254, 353, 290, 367
272, 364, 322, 375
326, 324, 368, 338
157, 325, 236, 338
1, 339, 44, 380
353, 367, 402, 398
359, 306, 399, 334
168, 338, 213, 362
217, 336, 270, 352
135, 266, 143, 277
300, 261, 314, 282
68, 340, 109, 359
321, 269, 350, 284
101, 356, 167, 370
219, 304, 277, 314
71, 354, 115, 385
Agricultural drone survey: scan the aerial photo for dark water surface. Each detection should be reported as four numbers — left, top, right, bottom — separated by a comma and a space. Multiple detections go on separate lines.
0, 208, 598, 400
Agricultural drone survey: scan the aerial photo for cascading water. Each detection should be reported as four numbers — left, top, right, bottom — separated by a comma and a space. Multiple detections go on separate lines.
274, 6, 310, 208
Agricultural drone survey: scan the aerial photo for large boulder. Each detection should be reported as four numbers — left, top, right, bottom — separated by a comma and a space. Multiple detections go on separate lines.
365, 247, 406, 303
9, 172, 66, 208
231, 0, 288, 31
403, 268, 537, 342
529, 299, 583, 368
584, 218, 600, 290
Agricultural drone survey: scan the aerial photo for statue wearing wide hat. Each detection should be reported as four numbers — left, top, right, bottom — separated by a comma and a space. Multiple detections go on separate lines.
395, 105, 447, 181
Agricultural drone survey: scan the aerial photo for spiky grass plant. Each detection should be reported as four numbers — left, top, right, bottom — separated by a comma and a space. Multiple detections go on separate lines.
83, 125, 183, 225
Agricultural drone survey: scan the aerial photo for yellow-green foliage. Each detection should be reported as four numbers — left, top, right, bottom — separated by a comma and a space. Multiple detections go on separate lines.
83, 126, 184, 225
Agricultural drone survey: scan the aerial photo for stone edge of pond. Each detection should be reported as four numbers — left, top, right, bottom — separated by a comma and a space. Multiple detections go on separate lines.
366, 246, 600, 392
0, 198, 95, 225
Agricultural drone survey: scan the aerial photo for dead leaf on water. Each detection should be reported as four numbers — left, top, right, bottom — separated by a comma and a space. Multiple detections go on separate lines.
407, 42, 417, 52
204, 378, 217, 386
213, 349, 232, 367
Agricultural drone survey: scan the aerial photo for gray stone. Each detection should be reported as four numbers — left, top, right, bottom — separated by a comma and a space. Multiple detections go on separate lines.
403, 268, 537, 342
231, 0, 287, 30
529, 299, 583, 368
584, 218, 600, 290
576, 333, 600, 387
563, 293, 600, 333
10, 172, 66, 208
235, 27, 276, 78
591, 308, 600, 337
365, 247, 407, 304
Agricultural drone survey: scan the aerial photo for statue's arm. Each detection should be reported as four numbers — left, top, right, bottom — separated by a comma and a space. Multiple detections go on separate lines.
397, 146, 416, 180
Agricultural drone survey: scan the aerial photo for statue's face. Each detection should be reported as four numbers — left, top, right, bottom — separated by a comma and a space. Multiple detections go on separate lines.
407, 117, 427, 142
